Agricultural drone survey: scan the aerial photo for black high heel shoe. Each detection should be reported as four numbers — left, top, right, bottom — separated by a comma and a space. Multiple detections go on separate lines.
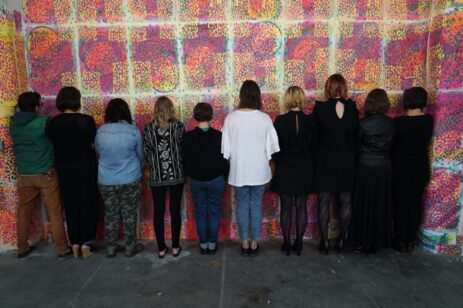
292, 239, 303, 256
158, 247, 168, 259
318, 239, 330, 255
281, 241, 291, 256
172, 246, 182, 258
335, 238, 345, 253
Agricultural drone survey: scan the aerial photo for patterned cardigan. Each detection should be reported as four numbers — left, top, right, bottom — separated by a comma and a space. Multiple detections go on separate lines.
143, 121, 185, 187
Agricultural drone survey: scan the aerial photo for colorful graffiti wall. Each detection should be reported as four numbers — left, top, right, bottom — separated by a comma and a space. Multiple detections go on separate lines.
0, 0, 462, 254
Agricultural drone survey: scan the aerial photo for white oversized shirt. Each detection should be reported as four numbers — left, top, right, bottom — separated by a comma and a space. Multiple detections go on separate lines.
221, 110, 280, 187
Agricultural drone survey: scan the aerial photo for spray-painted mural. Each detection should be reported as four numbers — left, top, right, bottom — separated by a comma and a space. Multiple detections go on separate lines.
0, 0, 462, 254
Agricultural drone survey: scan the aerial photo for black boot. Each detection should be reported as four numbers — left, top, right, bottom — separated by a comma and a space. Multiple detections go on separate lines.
318, 239, 330, 255
281, 241, 291, 256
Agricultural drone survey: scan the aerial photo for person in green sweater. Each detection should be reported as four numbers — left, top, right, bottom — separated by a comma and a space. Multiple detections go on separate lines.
9, 92, 70, 259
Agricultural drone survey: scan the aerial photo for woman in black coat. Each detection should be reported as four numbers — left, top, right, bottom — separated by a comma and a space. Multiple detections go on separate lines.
313, 74, 359, 254
350, 89, 395, 254
392, 87, 433, 253
271, 86, 315, 256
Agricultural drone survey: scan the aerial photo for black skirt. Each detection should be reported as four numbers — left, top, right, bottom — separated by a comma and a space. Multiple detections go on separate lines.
350, 164, 392, 250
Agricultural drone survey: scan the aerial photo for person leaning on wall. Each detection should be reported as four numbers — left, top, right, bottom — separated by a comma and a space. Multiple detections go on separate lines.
313, 74, 359, 255
271, 86, 315, 256
47, 87, 99, 259
221, 80, 280, 257
143, 96, 185, 259
9, 92, 71, 259
392, 87, 434, 253
350, 89, 395, 255
184, 102, 229, 255
95, 98, 144, 258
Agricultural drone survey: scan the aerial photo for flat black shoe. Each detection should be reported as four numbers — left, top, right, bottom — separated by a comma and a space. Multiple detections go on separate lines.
17, 245, 36, 259
172, 246, 182, 258
158, 247, 168, 259
208, 246, 217, 255
200, 247, 208, 255
249, 244, 259, 256
240, 245, 249, 257
126, 243, 144, 258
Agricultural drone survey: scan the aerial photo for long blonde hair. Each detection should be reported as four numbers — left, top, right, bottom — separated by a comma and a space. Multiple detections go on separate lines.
152, 96, 178, 130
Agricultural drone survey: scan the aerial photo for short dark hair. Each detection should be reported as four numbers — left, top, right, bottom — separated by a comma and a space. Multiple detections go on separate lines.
239, 80, 262, 110
193, 102, 213, 122
363, 89, 390, 117
17, 92, 41, 112
56, 86, 81, 112
105, 98, 132, 124
403, 87, 427, 110
363, 89, 391, 117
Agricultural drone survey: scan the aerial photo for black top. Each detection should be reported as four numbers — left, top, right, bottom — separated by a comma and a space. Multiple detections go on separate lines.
143, 122, 185, 186
271, 111, 315, 195
358, 114, 395, 167
184, 127, 228, 181
393, 114, 434, 180
313, 98, 359, 192
48, 113, 97, 166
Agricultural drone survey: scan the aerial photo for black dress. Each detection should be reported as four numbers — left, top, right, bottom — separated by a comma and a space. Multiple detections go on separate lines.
271, 110, 315, 195
351, 114, 395, 252
392, 114, 433, 245
313, 98, 359, 192
48, 113, 98, 245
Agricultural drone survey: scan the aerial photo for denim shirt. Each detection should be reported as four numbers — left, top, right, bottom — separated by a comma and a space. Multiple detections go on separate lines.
95, 121, 143, 185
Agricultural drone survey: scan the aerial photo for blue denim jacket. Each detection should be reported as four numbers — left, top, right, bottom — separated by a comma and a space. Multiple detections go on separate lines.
95, 121, 143, 185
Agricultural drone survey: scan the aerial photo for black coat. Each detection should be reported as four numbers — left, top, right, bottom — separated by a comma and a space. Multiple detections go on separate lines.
358, 114, 395, 167
271, 111, 315, 195
313, 98, 359, 192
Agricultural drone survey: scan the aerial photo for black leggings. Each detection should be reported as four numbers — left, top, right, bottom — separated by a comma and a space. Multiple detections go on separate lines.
151, 183, 184, 250
279, 195, 308, 244
318, 192, 351, 241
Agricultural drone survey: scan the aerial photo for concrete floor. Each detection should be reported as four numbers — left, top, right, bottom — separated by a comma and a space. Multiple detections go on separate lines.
0, 240, 462, 308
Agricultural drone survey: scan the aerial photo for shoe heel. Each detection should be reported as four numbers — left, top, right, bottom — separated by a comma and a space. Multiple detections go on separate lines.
81, 245, 93, 259
324, 240, 330, 255
72, 245, 80, 258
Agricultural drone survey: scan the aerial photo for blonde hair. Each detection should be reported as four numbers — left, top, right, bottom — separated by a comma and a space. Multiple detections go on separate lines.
284, 86, 306, 111
152, 96, 178, 130
324, 74, 348, 100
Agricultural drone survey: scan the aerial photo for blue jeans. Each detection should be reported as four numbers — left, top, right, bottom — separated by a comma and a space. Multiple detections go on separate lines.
234, 185, 266, 241
190, 176, 226, 248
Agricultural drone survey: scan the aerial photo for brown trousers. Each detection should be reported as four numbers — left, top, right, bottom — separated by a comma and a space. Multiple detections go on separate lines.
16, 170, 68, 255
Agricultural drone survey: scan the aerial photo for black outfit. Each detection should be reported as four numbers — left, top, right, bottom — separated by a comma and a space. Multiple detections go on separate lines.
351, 114, 395, 253
392, 114, 433, 247
143, 122, 185, 251
313, 98, 359, 248
183, 127, 228, 181
271, 111, 315, 253
48, 113, 98, 245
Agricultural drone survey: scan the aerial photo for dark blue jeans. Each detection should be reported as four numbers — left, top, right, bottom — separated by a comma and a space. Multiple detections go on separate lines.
190, 176, 226, 248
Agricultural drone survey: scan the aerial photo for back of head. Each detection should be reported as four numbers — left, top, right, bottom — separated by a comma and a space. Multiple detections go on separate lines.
153, 96, 177, 130
239, 80, 262, 110
403, 87, 427, 110
105, 98, 132, 124
284, 86, 306, 111
363, 88, 390, 117
17, 92, 41, 112
56, 86, 81, 112
193, 102, 213, 122
324, 74, 348, 100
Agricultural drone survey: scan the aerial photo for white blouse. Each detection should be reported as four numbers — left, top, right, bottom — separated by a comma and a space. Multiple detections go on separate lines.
221, 110, 280, 187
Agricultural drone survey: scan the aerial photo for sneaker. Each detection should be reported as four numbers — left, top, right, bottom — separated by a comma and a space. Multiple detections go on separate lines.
126, 243, 144, 258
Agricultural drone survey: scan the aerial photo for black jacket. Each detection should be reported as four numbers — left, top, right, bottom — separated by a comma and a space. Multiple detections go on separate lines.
358, 114, 395, 167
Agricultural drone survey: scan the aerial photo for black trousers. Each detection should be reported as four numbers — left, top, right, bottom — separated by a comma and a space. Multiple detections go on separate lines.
393, 178, 427, 244
151, 183, 184, 250
57, 162, 98, 245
